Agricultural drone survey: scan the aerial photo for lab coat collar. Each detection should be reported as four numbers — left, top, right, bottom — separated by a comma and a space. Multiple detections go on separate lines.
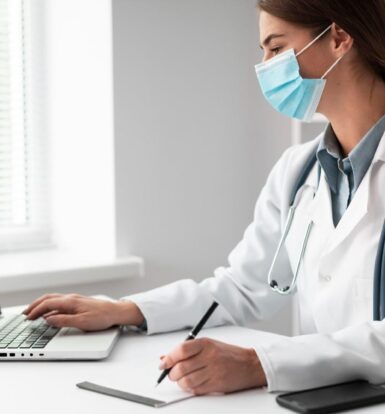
305, 131, 385, 256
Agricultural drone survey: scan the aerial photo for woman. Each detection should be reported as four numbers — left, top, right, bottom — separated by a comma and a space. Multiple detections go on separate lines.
23, 0, 385, 394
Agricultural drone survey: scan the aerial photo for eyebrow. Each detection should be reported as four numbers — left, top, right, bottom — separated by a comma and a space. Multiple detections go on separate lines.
260, 33, 286, 49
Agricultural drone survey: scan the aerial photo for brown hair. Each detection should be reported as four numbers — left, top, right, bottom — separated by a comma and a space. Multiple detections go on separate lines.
257, 0, 385, 82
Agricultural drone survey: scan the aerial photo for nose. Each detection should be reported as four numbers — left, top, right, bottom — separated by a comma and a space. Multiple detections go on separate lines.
259, 49, 272, 63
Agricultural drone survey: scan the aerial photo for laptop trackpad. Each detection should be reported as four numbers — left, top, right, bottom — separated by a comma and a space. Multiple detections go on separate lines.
46, 325, 120, 354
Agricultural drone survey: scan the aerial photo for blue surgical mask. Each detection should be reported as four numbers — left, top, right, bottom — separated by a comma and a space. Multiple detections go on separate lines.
255, 25, 343, 122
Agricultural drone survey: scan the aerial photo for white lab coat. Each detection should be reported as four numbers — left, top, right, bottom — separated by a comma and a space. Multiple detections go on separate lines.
120, 130, 385, 393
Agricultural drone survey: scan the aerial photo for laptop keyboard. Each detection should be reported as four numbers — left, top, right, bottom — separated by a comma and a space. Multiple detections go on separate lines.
0, 314, 60, 349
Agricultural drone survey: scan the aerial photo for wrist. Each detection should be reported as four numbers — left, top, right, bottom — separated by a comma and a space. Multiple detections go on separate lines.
246, 347, 267, 388
113, 300, 145, 327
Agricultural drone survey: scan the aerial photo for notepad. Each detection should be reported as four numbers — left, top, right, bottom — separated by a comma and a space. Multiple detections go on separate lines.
76, 326, 286, 408
76, 377, 195, 408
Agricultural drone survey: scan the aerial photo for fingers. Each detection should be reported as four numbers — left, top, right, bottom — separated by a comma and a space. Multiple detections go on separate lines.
176, 366, 209, 392
163, 339, 211, 394
168, 356, 206, 382
25, 297, 78, 320
23, 293, 63, 315
42, 310, 60, 318
22, 295, 118, 332
188, 379, 211, 395
160, 338, 205, 370
44, 314, 83, 329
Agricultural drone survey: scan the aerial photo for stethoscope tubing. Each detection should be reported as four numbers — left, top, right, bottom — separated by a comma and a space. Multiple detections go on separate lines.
268, 151, 385, 321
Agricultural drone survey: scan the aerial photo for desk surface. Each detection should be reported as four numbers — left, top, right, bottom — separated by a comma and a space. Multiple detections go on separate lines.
0, 304, 383, 413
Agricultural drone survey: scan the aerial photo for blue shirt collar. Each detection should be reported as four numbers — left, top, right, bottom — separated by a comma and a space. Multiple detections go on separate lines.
316, 114, 385, 194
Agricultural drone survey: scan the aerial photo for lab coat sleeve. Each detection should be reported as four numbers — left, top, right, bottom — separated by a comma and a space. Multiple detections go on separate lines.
254, 320, 385, 392
119, 145, 298, 335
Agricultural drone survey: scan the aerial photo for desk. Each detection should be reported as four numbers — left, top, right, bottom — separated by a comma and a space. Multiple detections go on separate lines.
0, 304, 383, 413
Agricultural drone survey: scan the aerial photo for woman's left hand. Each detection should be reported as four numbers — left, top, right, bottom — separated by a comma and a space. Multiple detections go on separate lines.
158, 337, 267, 395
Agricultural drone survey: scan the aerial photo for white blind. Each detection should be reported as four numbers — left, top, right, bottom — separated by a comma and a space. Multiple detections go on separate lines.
0, 0, 51, 252
0, 0, 27, 228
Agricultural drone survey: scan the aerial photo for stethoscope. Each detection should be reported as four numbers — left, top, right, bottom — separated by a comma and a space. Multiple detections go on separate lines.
266, 149, 385, 321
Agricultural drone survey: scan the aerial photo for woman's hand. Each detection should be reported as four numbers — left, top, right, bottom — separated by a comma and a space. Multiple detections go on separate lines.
22, 293, 144, 331
159, 337, 267, 395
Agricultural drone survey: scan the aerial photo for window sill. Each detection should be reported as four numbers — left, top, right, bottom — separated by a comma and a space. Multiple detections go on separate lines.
0, 250, 144, 293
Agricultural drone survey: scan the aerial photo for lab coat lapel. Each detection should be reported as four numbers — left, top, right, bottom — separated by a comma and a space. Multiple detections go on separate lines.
306, 168, 334, 233
323, 166, 369, 255
309, 132, 385, 256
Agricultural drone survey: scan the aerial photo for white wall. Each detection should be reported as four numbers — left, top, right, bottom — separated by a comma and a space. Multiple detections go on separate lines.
111, 0, 292, 334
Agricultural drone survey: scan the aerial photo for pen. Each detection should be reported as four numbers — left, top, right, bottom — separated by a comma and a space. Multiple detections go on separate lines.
155, 301, 219, 387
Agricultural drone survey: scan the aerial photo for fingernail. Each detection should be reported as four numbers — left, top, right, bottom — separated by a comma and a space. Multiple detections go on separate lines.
158, 361, 166, 370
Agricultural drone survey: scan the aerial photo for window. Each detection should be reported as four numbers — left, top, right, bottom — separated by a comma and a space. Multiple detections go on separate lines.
0, 1, 138, 291
0, 0, 51, 252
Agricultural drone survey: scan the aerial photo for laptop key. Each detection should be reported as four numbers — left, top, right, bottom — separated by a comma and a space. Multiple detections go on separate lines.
0, 315, 63, 351
33, 340, 47, 345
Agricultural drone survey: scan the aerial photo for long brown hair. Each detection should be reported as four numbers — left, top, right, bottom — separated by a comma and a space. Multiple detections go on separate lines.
257, 0, 385, 82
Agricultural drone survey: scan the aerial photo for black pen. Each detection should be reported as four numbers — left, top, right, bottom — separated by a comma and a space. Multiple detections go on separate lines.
155, 301, 219, 387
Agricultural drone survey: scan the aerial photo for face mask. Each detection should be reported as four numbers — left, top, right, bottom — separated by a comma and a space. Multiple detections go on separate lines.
255, 25, 343, 122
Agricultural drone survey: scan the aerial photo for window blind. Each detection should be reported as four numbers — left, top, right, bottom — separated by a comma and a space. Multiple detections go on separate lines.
0, 0, 51, 252
0, 0, 27, 229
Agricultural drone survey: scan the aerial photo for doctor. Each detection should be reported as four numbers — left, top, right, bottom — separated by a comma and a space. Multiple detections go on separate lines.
23, 0, 385, 395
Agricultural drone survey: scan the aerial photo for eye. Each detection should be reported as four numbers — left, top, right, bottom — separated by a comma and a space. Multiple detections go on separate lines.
271, 47, 282, 56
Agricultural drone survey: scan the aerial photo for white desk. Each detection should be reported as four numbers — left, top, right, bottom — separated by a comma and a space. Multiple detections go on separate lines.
0, 304, 383, 413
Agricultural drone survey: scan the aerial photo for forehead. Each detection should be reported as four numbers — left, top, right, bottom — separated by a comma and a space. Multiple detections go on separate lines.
259, 11, 303, 42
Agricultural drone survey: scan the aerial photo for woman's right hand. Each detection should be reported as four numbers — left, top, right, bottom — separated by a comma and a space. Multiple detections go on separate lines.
22, 293, 145, 332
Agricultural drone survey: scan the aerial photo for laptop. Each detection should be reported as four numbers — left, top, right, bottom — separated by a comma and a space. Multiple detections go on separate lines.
0, 295, 121, 361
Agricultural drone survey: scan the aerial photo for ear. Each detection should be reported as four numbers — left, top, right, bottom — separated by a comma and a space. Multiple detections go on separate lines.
330, 22, 354, 56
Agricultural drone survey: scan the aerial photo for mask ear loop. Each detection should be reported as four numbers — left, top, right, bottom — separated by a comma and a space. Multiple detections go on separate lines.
296, 24, 333, 57
321, 55, 344, 79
